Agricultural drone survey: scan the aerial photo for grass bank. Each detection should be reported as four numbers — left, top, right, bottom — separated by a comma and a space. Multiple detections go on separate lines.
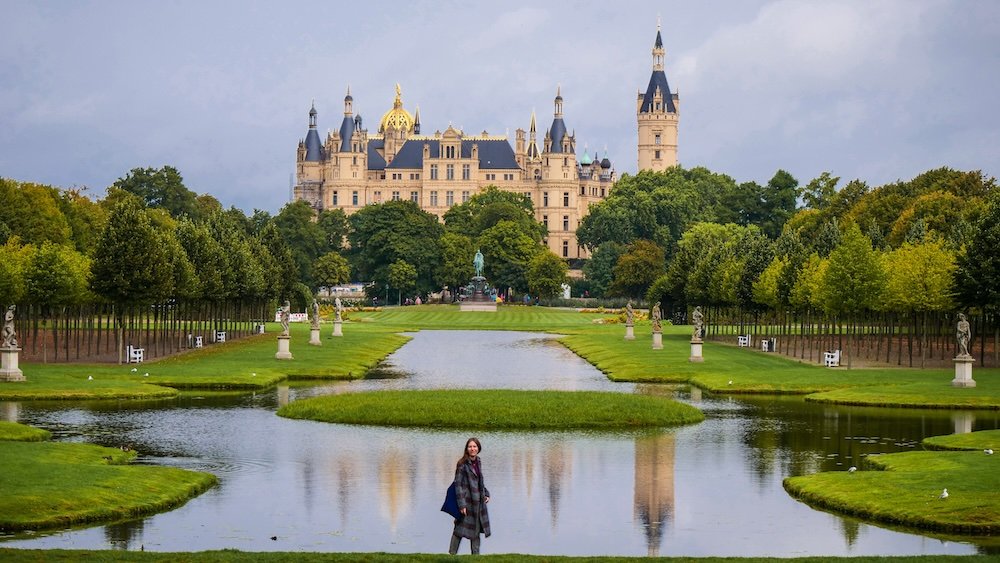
0, 551, 993, 563
277, 389, 704, 429
784, 430, 1000, 534
0, 420, 51, 441
0, 435, 217, 532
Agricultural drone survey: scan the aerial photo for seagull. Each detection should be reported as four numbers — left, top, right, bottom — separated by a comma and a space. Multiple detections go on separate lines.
728, 380, 733, 385
87, 375, 93, 380
131, 368, 138, 372
848, 466, 857, 473
270, 536, 277, 541
940, 488, 949, 499
252, 372, 257, 376
985, 449, 994, 455
144, 373, 149, 377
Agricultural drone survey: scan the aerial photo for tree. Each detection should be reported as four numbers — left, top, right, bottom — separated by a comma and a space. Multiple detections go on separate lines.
956, 193, 1000, 312
348, 200, 443, 296
582, 242, 625, 298
817, 223, 884, 316
388, 260, 417, 304
313, 252, 351, 291
177, 220, 227, 302
881, 241, 956, 313
58, 188, 108, 255
112, 166, 202, 221
443, 186, 543, 241
609, 239, 665, 298
801, 172, 840, 211
436, 232, 475, 298
273, 200, 327, 287
526, 251, 568, 299
24, 241, 92, 362
759, 169, 800, 239
476, 219, 542, 292
0, 241, 28, 307
318, 208, 349, 252
91, 198, 173, 363
258, 222, 299, 301
0, 179, 72, 245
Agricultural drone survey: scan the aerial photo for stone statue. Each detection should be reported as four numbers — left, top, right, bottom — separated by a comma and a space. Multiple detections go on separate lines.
335, 297, 343, 322
311, 299, 320, 329
473, 249, 485, 278
692, 306, 704, 340
280, 300, 291, 336
957, 312, 972, 358
651, 303, 662, 333
2, 305, 17, 348
625, 300, 634, 327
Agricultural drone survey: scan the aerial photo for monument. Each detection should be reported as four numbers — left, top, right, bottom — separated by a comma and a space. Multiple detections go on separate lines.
689, 306, 704, 362
952, 312, 975, 387
332, 297, 344, 337
309, 299, 322, 346
651, 303, 663, 350
460, 249, 497, 312
1, 305, 25, 381
275, 300, 293, 360
624, 300, 635, 340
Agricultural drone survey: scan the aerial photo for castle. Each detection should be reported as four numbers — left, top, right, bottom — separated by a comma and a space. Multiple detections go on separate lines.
293, 24, 678, 259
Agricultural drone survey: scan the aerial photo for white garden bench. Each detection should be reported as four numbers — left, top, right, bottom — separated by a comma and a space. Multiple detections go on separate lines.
126, 345, 144, 364
824, 349, 841, 367
760, 338, 776, 352
215, 331, 226, 343
194, 336, 203, 349
737, 335, 751, 348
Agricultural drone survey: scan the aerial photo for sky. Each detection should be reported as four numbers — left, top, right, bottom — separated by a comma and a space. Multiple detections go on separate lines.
2, 0, 998, 214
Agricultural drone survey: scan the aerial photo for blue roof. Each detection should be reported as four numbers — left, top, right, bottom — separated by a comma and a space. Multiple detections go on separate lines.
382, 139, 519, 169
640, 70, 677, 114
548, 118, 567, 153
304, 129, 322, 162
367, 139, 386, 170
339, 116, 354, 152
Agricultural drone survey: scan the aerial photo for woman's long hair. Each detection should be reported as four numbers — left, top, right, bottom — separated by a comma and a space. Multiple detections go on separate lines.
456, 437, 482, 467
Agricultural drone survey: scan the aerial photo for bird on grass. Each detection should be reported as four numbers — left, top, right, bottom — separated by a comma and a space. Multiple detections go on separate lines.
985, 449, 994, 455
87, 375, 93, 380
848, 466, 857, 473
940, 488, 949, 499
728, 380, 733, 385
130, 368, 138, 373
143, 372, 149, 377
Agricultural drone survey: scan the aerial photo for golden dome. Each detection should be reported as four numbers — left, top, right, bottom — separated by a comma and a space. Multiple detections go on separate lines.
379, 83, 415, 133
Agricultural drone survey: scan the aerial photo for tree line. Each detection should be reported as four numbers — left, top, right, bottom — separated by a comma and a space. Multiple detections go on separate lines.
576, 166, 998, 367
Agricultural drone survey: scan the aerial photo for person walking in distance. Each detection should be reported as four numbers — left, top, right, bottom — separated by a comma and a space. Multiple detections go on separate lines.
449, 437, 491, 554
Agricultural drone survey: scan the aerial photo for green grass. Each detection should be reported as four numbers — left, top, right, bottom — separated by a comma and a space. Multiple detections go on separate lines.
784, 430, 1000, 534
923, 429, 1000, 451
0, 421, 51, 441
806, 378, 1000, 409
0, 439, 217, 532
0, 552, 992, 563
277, 389, 704, 429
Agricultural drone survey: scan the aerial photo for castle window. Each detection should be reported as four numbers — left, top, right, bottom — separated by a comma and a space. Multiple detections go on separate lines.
543, 215, 548, 228
562, 240, 569, 257
374, 191, 382, 202
463, 164, 471, 180
410, 173, 420, 180
352, 191, 359, 206
333, 191, 338, 205
503, 173, 514, 181
654, 133, 661, 145
524, 192, 531, 200
391, 191, 400, 201
392, 173, 402, 180
563, 157, 567, 166
446, 190, 454, 206
654, 150, 661, 160
446, 164, 455, 180
486, 173, 495, 181
430, 191, 438, 206
543, 192, 549, 207
410, 191, 419, 203
562, 215, 569, 231
601, 188, 605, 197
580, 187, 586, 195
462, 190, 470, 203
563, 192, 569, 207
353, 156, 357, 165
446, 145, 455, 159
430, 165, 438, 180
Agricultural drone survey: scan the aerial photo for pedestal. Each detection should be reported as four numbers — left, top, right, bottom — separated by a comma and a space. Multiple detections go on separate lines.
624, 325, 635, 340
275, 335, 293, 360
689, 339, 704, 363
309, 327, 322, 346
952, 356, 975, 387
0, 347, 25, 381
652, 331, 662, 349
332, 320, 343, 337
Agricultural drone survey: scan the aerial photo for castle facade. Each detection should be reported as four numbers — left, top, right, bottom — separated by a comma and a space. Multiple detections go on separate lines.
293, 25, 678, 259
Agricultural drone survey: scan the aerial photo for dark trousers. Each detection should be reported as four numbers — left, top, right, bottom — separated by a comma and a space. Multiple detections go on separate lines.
449, 532, 480, 555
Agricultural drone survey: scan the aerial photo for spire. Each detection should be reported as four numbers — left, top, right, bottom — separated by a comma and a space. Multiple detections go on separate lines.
309, 100, 317, 128
652, 23, 665, 71
304, 101, 322, 162
553, 86, 563, 118
414, 106, 421, 135
527, 110, 540, 160
548, 88, 568, 153
344, 86, 353, 115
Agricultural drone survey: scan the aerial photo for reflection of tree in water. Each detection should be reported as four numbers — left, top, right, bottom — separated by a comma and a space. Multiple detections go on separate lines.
378, 445, 414, 534
104, 518, 145, 551
543, 444, 571, 529
840, 516, 861, 547
633, 432, 675, 557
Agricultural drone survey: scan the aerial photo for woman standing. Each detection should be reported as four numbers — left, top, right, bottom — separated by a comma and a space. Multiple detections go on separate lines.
449, 437, 491, 554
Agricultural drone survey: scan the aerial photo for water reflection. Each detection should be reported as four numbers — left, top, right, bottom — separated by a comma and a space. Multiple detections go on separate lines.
1, 331, 998, 556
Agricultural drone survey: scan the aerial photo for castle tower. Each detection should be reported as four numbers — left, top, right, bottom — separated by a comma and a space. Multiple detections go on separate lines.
637, 21, 679, 171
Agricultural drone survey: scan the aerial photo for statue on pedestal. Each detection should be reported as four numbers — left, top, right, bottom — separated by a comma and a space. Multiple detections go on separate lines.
2, 305, 16, 348
311, 299, 320, 329
651, 303, 662, 333
957, 312, 972, 358
335, 297, 344, 322
692, 306, 704, 340
473, 249, 485, 279
625, 300, 634, 327
280, 301, 291, 336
